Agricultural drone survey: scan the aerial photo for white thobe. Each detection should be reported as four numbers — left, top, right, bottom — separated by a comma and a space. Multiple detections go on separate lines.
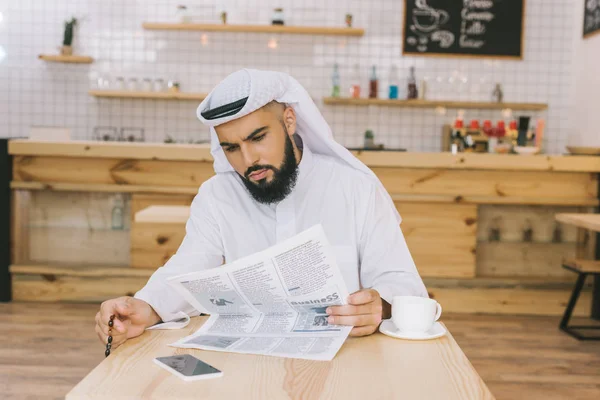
135, 144, 427, 322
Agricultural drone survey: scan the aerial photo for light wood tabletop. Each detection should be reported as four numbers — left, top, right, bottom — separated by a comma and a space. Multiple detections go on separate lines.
66, 316, 494, 400
555, 213, 600, 232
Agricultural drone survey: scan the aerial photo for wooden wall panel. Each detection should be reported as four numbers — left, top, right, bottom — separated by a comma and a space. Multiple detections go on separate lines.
374, 168, 597, 204
10, 190, 30, 264
12, 274, 148, 302
29, 227, 129, 266
20, 191, 130, 266
476, 242, 580, 279
13, 156, 214, 188
396, 202, 477, 278
427, 284, 590, 317
476, 205, 591, 243
13, 156, 598, 206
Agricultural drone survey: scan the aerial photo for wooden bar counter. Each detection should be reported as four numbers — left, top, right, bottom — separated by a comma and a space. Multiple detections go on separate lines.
8, 140, 600, 316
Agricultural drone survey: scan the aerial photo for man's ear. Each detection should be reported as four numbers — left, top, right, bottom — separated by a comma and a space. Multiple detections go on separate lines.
283, 107, 297, 136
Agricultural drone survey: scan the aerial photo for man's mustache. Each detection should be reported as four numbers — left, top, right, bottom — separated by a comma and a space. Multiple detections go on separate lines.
245, 165, 276, 179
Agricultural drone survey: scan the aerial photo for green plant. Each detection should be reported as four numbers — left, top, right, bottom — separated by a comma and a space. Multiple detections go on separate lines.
364, 129, 374, 139
63, 18, 77, 46
164, 135, 176, 144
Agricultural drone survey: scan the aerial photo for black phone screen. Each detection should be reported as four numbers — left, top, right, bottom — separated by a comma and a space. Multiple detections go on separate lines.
156, 354, 221, 377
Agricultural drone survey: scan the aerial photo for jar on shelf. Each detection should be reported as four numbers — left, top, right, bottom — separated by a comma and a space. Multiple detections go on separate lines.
93, 126, 118, 142
113, 77, 125, 90
272, 8, 284, 25
141, 78, 152, 92
153, 78, 166, 92
126, 77, 138, 91
111, 194, 125, 231
121, 127, 145, 143
96, 75, 111, 89
168, 80, 180, 93
345, 13, 353, 27
177, 5, 191, 23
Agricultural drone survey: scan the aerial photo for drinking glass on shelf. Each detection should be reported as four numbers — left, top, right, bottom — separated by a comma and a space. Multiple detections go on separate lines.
114, 77, 125, 90
120, 127, 145, 142
93, 126, 118, 141
153, 78, 166, 92
141, 78, 152, 92
96, 76, 111, 89
126, 77, 139, 91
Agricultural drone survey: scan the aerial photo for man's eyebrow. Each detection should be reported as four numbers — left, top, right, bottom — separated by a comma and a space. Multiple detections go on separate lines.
243, 126, 268, 141
219, 126, 268, 147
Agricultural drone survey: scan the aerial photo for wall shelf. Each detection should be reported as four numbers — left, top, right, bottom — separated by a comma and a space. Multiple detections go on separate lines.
323, 97, 549, 111
38, 54, 94, 64
142, 22, 365, 36
88, 90, 207, 101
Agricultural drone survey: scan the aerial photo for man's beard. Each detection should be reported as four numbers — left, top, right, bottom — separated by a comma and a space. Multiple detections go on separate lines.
239, 133, 299, 204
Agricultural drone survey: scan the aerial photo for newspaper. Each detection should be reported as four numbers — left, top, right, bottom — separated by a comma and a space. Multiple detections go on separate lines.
166, 224, 353, 361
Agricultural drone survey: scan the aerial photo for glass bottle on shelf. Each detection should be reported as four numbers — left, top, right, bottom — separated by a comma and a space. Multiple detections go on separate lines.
111, 194, 125, 230
177, 5, 191, 23
331, 63, 341, 98
407, 66, 418, 99
369, 65, 378, 99
492, 83, 504, 103
350, 64, 361, 99
388, 65, 399, 99
451, 118, 465, 153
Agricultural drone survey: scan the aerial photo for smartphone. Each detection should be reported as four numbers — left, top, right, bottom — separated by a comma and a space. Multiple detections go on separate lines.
154, 354, 223, 381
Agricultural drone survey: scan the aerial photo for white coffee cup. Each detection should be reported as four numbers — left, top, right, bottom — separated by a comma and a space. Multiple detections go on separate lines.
392, 296, 442, 334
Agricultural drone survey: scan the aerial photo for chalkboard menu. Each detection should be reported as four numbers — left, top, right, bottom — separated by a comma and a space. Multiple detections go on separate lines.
584, 0, 600, 38
403, 0, 524, 58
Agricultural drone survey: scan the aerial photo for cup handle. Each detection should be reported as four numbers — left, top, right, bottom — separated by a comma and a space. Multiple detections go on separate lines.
434, 302, 442, 321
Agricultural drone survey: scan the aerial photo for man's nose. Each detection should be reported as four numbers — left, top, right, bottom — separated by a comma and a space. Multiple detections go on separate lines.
241, 146, 259, 168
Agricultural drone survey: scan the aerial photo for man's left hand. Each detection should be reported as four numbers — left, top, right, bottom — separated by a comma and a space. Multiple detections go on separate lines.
326, 289, 387, 337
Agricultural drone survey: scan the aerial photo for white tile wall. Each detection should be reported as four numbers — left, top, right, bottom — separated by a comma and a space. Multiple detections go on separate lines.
0, 0, 583, 153
570, 1, 600, 147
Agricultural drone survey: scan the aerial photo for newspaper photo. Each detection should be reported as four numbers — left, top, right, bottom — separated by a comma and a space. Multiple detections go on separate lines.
167, 224, 353, 361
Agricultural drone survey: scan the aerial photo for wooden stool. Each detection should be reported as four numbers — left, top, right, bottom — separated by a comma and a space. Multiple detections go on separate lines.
561, 259, 600, 340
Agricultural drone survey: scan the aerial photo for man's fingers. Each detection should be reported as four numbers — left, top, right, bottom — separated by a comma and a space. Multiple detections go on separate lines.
347, 289, 378, 305
327, 303, 381, 316
99, 322, 127, 339
349, 325, 377, 337
95, 323, 127, 349
328, 313, 381, 327
114, 297, 135, 318
96, 309, 127, 339
99, 300, 126, 334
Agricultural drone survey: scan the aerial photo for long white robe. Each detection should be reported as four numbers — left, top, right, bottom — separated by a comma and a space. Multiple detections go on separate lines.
135, 144, 427, 322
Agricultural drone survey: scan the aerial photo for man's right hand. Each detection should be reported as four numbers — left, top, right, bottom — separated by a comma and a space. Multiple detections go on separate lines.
95, 296, 162, 351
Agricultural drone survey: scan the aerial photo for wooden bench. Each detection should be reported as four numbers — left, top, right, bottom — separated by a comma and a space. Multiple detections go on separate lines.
560, 259, 600, 340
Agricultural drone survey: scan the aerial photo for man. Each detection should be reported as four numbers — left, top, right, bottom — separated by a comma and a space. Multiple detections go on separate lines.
95, 69, 427, 350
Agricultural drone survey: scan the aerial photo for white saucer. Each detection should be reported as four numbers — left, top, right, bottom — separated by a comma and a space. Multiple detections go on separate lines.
379, 320, 447, 340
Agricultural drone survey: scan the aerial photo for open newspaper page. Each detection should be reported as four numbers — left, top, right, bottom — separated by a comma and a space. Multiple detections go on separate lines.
167, 224, 353, 361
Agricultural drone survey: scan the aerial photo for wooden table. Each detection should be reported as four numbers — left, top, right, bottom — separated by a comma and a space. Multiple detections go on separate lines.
66, 317, 494, 400
556, 213, 600, 319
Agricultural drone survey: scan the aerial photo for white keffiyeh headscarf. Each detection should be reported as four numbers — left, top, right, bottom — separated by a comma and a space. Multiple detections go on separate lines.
196, 69, 400, 223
